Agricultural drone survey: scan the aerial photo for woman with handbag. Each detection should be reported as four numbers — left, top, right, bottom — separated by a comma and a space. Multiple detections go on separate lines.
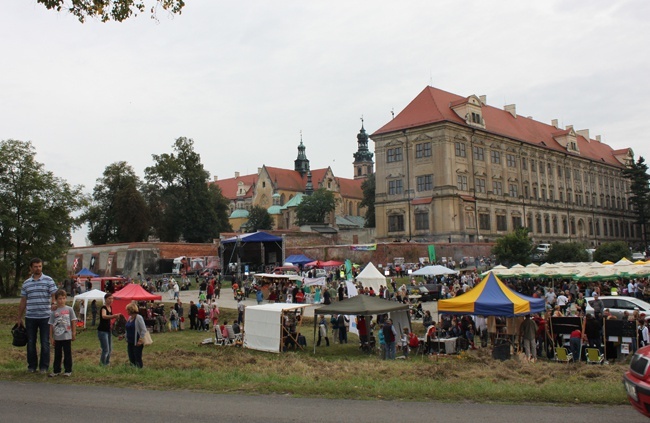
124, 302, 149, 368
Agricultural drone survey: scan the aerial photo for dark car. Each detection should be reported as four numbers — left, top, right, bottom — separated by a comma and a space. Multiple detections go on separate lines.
423, 283, 440, 301
408, 286, 435, 302
624, 345, 650, 418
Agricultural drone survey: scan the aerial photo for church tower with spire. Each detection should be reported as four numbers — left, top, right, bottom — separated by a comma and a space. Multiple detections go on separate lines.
353, 118, 374, 180
294, 134, 310, 176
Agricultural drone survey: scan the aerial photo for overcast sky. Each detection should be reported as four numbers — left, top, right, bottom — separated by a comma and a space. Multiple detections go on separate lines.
2, 0, 649, 247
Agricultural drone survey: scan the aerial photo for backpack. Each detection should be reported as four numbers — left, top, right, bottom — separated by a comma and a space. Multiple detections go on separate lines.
170, 310, 177, 321
330, 316, 337, 325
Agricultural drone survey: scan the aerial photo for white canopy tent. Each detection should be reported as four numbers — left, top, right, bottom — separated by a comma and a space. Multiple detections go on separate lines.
243, 303, 309, 353
354, 262, 386, 292
72, 289, 107, 328
411, 265, 459, 277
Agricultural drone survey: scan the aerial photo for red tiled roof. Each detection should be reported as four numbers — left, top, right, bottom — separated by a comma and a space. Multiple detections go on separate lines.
337, 177, 363, 199
211, 174, 258, 200
460, 195, 476, 202
265, 167, 306, 191
411, 197, 433, 205
372, 86, 630, 168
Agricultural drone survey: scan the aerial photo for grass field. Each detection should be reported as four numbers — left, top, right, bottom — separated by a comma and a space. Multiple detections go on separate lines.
0, 302, 629, 404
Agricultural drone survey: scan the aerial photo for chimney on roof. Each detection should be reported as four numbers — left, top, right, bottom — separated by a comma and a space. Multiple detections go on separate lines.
576, 129, 590, 142
213, 176, 218, 182
565, 125, 573, 131
596, 135, 602, 143
551, 119, 559, 129
257, 167, 262, 174
479, 95, 487, 105
235, 171, 240, 178
504, 104, 516, 118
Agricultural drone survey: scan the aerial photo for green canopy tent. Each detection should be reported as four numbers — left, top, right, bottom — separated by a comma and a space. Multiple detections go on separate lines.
312, 295, 409, 353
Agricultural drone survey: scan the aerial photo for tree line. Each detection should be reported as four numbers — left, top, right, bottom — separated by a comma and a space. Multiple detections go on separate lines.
0, 137, 229, 296
0, 136, 374, 296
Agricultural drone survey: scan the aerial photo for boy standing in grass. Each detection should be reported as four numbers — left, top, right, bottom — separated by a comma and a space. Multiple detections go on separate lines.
48, 289, 77, 377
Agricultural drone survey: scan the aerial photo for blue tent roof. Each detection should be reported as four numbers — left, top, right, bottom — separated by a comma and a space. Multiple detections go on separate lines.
438, 272, 545, 316
285, 254, 314, 265
221, 231, 283, 244
76, 268, 99, 277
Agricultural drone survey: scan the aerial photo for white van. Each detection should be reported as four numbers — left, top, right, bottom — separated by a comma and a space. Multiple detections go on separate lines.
536, 243, 551, 253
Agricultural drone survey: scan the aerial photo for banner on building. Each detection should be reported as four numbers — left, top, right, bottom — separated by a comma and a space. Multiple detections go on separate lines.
349, 244, 377, 251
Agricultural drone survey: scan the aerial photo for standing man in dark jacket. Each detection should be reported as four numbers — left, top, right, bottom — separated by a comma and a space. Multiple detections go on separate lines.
337, 314, 348, 344
189, 301, 198, 330
382, 319, 398, 359
323, 288, 331, 305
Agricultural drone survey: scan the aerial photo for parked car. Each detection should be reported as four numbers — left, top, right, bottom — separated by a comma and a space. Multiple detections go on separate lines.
632, 252, 647, 261
585, 296, 650, 319
408, 286, 436, 302
423, 283, 440, 301
624, 345, 650, 418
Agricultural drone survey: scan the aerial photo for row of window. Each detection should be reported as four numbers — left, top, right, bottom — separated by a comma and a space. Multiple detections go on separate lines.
456, 175, 628, 210
387, 174, 434, 194
474, 212, 635, 239
451, 141, 628, 192
387, 209, 635, 239
388, 212, 430, 232
387, 143, 433, 162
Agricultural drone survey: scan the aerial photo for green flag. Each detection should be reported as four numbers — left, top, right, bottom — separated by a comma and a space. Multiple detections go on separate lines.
345, 259, 353, 280
428, 245, 436, 264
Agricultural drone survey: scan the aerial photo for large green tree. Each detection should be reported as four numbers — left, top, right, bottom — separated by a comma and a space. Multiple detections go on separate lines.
244, 206, 273, 232
360, 173, 375, 228
145, 137, 231, 242
295, 188, 337, 226
593, 241, 631, 263
546, 242, 590, 263
491, 227, 533, 266
0, 140, 86, 296
623, 156, 650, 251
36, 0, 184, 22
83, 161, 150, 245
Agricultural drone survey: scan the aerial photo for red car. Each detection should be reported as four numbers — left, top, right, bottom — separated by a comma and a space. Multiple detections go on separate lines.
624, 345, 650, 417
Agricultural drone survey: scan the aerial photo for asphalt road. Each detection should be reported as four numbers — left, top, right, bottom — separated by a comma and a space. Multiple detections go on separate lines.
0, 380, 644, 423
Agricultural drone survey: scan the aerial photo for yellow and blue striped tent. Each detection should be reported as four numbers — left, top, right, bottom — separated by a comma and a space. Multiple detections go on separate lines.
438, 272, 545, 316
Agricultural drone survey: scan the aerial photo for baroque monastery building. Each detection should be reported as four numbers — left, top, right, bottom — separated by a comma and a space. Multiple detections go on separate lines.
371, 86, 638, 246
212, 127, 374, 232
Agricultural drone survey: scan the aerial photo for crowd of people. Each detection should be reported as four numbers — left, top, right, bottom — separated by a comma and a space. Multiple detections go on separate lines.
16, 254, 650, 377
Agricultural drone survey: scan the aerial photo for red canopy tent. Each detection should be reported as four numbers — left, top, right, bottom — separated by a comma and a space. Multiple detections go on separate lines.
305, 260, 344, 268
113, 284, 162, 317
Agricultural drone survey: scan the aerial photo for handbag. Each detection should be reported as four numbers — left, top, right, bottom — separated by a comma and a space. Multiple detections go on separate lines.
11, 323, 27, 347
112, 315, 126, 337
142, 331, 153, 346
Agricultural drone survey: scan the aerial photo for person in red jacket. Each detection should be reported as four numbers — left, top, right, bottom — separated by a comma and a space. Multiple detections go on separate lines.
196, 304, 206, 331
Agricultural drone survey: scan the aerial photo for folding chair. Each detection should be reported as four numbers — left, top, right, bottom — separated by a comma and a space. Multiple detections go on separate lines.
554, 346, 574, 364
226, 325, 239, 344
214, 327, 229, 346
585, 347, 605, 364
